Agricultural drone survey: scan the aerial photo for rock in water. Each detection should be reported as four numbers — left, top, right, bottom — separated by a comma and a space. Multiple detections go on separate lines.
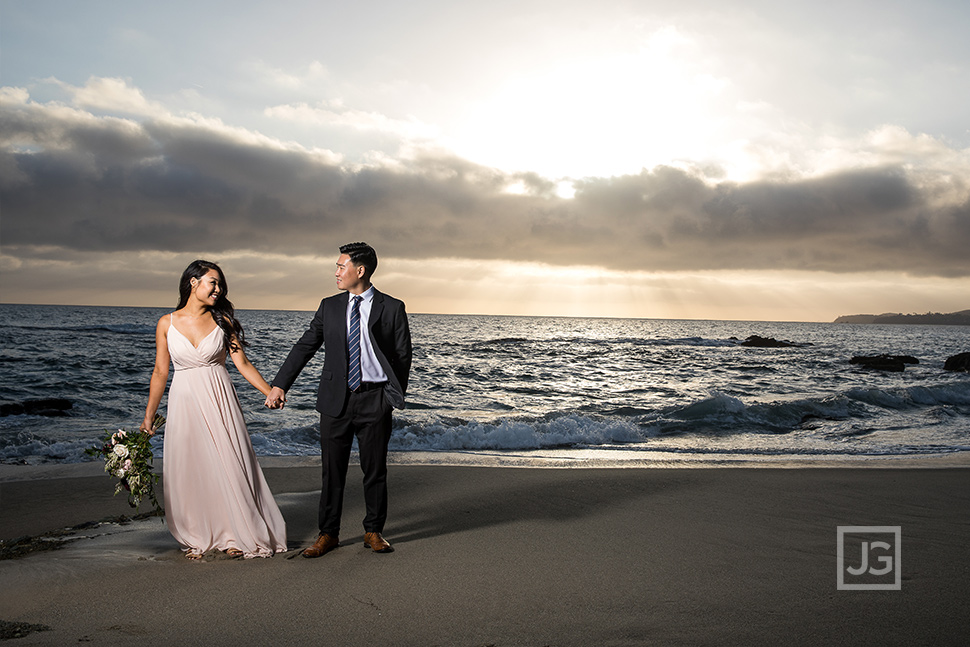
0, 398, 74, 417
739, 335, 813, 348
943, 352, 970, 372
849, 355, 919, 372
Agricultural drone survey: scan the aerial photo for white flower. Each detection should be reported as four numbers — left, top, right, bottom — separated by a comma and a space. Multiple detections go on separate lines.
112, 445, 129, 459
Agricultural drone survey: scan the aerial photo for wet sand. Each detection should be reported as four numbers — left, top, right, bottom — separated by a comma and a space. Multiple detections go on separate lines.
2, 459, 968, 646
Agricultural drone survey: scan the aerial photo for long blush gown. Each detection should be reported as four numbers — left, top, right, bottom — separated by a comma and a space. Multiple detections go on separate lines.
163, 317, 287, 557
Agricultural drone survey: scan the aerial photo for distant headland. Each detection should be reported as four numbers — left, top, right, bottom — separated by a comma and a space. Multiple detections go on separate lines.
834, 310, 970, 325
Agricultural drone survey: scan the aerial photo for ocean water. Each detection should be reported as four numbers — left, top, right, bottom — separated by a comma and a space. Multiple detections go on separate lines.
1, 304, 968, 465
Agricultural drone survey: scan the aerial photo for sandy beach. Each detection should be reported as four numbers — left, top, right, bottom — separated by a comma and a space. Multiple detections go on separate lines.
2, 458, 968, 646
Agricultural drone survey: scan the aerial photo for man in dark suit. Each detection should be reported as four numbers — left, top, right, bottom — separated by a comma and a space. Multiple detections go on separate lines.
266, 242, 412, 557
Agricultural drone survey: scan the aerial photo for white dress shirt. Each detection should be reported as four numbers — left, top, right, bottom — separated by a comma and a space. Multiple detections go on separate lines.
347, 287, 389, 383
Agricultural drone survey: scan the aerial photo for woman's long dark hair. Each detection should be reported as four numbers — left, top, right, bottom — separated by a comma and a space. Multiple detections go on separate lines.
176, 260, 247, 353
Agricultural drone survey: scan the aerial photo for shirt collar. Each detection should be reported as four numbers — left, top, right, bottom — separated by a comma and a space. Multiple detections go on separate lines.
353, 286, 375, 303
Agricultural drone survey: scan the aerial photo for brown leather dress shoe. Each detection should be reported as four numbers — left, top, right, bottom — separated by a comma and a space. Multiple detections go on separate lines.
302, 533, 339, 558
363, 532, 393, 553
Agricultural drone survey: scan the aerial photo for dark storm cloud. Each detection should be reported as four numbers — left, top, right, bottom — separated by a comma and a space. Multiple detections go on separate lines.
2, 98, 968, 276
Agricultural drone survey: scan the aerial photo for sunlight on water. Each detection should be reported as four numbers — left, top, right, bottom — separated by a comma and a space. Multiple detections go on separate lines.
1, 305, 968, 464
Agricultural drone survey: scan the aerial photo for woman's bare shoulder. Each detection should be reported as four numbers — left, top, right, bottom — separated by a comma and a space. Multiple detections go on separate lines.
156, 312, 175, 331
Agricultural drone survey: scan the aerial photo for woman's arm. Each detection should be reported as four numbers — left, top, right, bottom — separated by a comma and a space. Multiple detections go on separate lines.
229, 338, 273, 397
140, 316, 171, 434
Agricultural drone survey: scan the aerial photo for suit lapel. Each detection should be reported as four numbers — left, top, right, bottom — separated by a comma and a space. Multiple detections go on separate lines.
329, 292, 350, 360
368, 288, 385, 333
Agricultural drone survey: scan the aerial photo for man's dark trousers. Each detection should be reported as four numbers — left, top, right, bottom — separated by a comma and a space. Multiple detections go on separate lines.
319, 385, 392, 536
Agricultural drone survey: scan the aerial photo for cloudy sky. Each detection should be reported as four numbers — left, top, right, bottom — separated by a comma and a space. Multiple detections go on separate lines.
2, 0, 968, 321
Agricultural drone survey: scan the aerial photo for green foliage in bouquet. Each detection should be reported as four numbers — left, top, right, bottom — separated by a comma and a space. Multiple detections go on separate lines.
86, 414, 165, 513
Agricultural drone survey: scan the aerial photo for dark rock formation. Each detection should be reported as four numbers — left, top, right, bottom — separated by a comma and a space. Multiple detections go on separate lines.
849, 354, 919, 372
0, 398, 73, 417
0, 403, 21, 416
739, 335, 813, 348
943, 352, 970, 372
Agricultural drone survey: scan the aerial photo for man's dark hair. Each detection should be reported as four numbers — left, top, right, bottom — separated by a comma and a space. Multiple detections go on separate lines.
340, 242, 378, 280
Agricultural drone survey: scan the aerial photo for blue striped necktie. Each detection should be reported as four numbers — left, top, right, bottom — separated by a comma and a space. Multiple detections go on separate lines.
348, 295, 363, 390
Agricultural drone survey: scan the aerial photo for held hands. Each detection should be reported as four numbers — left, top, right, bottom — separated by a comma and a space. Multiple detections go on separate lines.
265, 386, 287, 410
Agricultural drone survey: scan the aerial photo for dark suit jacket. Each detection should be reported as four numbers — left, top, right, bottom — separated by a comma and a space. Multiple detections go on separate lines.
271, 289, 412, 417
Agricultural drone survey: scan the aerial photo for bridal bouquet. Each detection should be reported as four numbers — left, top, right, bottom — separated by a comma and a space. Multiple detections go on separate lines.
86, 414, 164, 513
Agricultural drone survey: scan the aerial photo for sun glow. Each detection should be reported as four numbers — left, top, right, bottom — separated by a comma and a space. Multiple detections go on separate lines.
451, 27, 729, 180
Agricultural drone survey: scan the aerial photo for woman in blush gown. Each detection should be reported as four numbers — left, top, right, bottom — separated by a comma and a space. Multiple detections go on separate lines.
141, 260, 287, 559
